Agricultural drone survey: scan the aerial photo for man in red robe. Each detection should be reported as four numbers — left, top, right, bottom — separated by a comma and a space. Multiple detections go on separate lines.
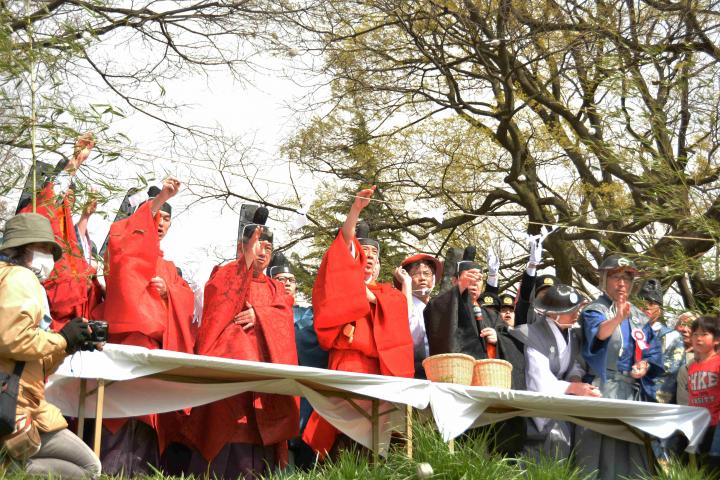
183, 210, 299, 480
95, 176, 196, 476
18, 133, 103, 330
303, 186, 414, 457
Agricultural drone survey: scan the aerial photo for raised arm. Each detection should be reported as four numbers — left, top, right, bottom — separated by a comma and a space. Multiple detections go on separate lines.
340, 186, 376, 249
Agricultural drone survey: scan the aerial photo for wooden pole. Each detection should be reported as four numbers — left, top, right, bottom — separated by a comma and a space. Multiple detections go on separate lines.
371, 399, 380, 464
76, 379, 87, 440
93, 380, 105, 456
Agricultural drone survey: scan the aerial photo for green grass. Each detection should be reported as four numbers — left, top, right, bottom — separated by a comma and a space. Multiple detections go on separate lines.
263, 422, 713, 480
0, 422, 714, 479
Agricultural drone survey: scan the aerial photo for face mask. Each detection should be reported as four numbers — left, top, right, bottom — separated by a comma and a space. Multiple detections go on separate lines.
27, 249, 55, 281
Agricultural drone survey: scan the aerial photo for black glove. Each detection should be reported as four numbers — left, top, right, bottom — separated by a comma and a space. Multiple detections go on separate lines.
59, 317, 91, 354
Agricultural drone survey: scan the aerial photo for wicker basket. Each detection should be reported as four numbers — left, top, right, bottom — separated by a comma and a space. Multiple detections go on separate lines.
422, 353, 476, 385
472, 359, 513, 389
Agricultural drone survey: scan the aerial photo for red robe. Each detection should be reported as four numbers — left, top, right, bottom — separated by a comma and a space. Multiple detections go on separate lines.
182, 260, 299, 464
20, 183, 102, 330
302, 233, 414, 455
93, 202, 195, 448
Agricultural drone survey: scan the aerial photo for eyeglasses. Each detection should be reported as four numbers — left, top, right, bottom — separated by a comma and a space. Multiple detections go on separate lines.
607, 272, 633, 282
409, 270, 434, 279
275, 276, 296, 284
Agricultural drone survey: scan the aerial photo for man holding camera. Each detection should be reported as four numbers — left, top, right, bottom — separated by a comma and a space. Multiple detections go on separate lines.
97, 177, 196, 476
0, 212, 101, 478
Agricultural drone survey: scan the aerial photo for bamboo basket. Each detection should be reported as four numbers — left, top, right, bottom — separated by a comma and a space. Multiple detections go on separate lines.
422, 353, 475, 385
472, 359, 513, 389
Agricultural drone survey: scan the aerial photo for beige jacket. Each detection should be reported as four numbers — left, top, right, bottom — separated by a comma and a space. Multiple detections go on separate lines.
0, 261, 68, 433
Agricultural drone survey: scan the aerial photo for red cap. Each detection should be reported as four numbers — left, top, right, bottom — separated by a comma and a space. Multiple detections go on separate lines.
393, 253, 443, 290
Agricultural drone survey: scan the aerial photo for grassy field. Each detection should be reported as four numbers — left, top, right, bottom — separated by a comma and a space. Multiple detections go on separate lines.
0, 423, 714, 479
262, 423, 716, 480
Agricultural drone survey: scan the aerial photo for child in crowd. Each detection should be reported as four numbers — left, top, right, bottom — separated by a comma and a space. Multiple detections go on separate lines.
687, 316, 720, 471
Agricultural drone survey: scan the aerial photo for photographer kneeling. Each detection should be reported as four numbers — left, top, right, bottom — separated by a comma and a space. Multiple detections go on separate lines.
0, 213, 101, 478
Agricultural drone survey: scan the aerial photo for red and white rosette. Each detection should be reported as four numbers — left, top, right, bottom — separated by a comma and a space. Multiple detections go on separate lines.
631, 328, 649, 350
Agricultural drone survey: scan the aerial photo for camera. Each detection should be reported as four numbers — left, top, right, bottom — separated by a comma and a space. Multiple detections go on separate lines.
82, 320, 108, 350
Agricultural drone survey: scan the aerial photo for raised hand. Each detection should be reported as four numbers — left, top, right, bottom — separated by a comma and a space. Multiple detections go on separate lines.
241, 226, 264, 269
82, 196, 98, 217
457, 268, 482, 293
68, 132, 95, 172
160, 176, 181, 200
613, 293, 631, 322
352, 186, 376, 212
393, 267, 412, 286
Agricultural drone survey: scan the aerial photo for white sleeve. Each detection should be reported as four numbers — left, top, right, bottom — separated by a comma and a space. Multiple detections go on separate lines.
526, 346, 570, 396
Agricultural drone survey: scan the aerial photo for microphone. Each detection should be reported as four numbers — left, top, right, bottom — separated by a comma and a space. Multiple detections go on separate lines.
147, 186, 161, 197
463, 246, 476, 262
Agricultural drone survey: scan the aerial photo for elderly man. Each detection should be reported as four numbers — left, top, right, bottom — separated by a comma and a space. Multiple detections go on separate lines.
0, 213, 101, 478
576, 255, 662, 480
424, 248, 498, 360
185, 208, 299, 479
393, 252, 442, 378
303, 186, 414, 457
511, 284, 599, 461
424, 247, 525, 388
424, 247, 526, 453
512, 284, 599, 459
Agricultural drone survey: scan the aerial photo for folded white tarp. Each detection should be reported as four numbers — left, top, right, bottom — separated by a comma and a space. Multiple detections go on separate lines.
429, 383, 710, 451
46, 344, 710, 455
46, 344, 428, 456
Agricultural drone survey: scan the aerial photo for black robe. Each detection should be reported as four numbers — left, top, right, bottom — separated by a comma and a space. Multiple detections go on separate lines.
423, 286, 526, 390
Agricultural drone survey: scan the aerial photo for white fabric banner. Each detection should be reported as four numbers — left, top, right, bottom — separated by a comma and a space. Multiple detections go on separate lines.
428, 383, 710, 451
46, 345, 710, 455
47, 345, 428, 456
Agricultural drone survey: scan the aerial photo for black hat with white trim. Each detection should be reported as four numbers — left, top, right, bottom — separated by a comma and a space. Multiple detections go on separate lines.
534, 284, 587, 315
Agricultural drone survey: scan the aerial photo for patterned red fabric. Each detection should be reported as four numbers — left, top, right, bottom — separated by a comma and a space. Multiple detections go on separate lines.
183, 260, 299, 463
95, 202, 195, 443
302, 232, 413, 456
96, 202, 194, 354
19, 183, 101, 329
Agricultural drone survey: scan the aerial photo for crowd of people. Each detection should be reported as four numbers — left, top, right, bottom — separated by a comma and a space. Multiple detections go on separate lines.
0, 137, 718, 479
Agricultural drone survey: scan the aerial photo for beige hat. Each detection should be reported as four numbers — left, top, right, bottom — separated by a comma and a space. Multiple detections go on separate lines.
0, 213, 62, 261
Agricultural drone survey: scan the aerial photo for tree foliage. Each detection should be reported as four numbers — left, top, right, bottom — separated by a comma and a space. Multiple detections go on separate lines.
1, 1, 300, 218
281, 0, 720, 310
